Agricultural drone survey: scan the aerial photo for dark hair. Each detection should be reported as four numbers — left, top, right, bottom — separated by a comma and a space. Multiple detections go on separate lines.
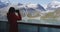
8, 7, 15, 13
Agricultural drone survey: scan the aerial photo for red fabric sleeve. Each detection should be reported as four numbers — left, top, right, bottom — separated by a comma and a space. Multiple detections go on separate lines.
16, 13, 22, 20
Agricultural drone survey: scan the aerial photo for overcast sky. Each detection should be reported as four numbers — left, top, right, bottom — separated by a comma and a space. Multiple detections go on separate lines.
1, 0, 60, 8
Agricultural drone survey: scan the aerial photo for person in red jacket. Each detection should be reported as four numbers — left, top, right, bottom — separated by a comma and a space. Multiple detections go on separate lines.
7, 7, 22, 32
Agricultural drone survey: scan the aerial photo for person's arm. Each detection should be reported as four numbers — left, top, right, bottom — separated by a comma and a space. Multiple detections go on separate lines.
17, 12, 22, 20
15, 10, 22, 20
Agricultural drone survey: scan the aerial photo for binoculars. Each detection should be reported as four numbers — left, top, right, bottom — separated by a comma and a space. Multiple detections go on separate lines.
15, 10, 19, 12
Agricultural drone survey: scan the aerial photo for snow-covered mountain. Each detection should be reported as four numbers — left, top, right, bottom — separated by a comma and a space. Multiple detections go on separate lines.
46, 0, 60, 10
15, 4, 46, 18
17, 3, 23, 6
14, 4, 46, 11
26, 4, 46, 11
0, 3, 46, 20
41, 7, 60, 19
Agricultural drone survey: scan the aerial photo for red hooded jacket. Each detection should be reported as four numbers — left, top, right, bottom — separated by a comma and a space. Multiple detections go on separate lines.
7, 12, 22, 32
